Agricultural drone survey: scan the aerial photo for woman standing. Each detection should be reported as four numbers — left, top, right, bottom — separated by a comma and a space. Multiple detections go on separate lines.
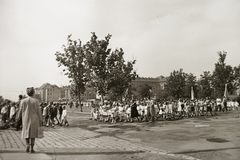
20, 87, 42, 153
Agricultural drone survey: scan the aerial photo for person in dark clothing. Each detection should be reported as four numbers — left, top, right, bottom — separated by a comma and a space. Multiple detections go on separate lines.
15, 95, 23, 131
46, 102, 54, 127
52, 103, 60, 125
130, 101, 139, 122
222, 99, 227, 112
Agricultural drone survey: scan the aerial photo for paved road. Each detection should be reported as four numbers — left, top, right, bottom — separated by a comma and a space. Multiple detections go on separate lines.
1, 107, 240, 160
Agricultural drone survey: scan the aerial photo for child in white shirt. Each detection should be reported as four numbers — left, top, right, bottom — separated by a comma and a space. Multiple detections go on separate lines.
60, 105, 69, 126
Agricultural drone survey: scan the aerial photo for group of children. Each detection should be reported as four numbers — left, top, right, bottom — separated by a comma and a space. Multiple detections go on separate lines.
89, 98, 240, 123
40, 102, 69, 127
0, 99, 70, 129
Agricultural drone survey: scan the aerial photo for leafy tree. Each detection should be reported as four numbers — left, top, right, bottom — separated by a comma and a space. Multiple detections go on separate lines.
211, 51, 235, 98
55, 35, 87, 112
164, 69, 186, 98
107, 48, 137, 101
183, 73, 197, 98
197, 71, 213, 98
155, 88, 169, 100
84, 33, 137, 103
233, 65, 240, 92
84, 33, 112, 103
137, 83, 153, 99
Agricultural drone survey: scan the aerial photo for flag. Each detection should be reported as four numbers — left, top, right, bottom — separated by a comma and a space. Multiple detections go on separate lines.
191, 87, 194, 100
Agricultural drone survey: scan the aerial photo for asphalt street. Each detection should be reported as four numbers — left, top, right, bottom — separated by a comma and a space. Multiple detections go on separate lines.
0, 107, 239, 160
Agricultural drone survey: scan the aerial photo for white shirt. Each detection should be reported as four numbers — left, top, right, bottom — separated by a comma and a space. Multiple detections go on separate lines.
61, 109, 67, 119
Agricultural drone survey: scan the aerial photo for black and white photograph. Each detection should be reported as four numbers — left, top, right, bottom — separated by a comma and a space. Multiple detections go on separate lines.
0, 0, 240, 160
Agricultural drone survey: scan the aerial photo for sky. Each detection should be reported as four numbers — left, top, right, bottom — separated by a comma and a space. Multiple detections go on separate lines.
0, 0, 240, 101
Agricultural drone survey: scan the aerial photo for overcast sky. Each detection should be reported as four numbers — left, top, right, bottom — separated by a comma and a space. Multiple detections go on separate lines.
0, 0, 240, 101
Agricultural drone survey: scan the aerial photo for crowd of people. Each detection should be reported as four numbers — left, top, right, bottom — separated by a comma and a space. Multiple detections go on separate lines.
1, 96, 240, 129
0, 95, 70, 130
89, 98, 240, 124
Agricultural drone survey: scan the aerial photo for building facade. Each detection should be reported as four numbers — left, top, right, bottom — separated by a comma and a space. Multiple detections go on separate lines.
35, 77, 167, 102
131, 76, 167, 93
35, 83, 96, 102
35, 83, 61, 102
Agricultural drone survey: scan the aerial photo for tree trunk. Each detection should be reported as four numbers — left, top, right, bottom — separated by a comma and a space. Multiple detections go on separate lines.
78, 89, 83, 112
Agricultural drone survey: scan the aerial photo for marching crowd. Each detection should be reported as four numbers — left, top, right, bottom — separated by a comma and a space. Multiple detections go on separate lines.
1, 95, 239, 129
0, 95, 70, 130
89, 98, 240, 124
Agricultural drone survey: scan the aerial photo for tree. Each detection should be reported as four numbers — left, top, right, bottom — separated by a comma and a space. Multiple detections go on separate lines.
55, 35, 88, 112
183, 73, 197, 98
137, 83, 153, 99
164, 69, 186, 98
211, 51, 235, 98
84, 33, 137, 103
84, 33, 112, 103
233, 65, 240, 92
107, 48, 137, 101
155, 88, 169, 101
198, 71, 213, 98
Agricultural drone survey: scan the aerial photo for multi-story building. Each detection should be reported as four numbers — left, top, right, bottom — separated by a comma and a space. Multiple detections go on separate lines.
35, 83, 97, 102
35, 83, 61, 102
35, 76, 167, 102
131, 76, 167, 93
60, 85, 71, 101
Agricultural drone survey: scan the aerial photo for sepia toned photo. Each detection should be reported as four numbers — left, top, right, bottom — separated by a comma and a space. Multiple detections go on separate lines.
0, 0, 240, 160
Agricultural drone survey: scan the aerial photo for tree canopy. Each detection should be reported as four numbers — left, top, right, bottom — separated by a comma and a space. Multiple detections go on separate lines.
55, 33, 137, 104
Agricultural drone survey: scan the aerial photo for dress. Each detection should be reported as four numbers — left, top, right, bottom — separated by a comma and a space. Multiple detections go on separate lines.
20, 97, 42, 139
130, 102, 139, 118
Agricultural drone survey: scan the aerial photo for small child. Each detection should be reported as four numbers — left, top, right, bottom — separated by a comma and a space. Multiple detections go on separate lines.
110, 105, 118, 124
60, 105, 69, 126
158, 107, 163, 119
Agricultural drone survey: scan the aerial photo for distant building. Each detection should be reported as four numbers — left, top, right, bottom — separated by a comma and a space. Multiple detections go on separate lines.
35, 83, 97, 102
60, 85, 71, 101
35, 83, 61, 102
35, 76, 168, 102
131, 76, 167, 93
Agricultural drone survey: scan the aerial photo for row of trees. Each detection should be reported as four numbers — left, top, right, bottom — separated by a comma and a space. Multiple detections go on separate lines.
55, 33, 137, 111
162, 51, 240, 100
56, 33, 239, 108
115, 51, 239, 101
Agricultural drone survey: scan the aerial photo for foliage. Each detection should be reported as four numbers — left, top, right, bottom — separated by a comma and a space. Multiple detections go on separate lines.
107, 48, 137, 101
164, 69, 187, 98
155, 88, 169, 100
183, 73, 197, 98
83, 33, 112, 102
84, 33, 137, 102
55, 35, 88, 111
137, 83, 153, 99
211, 51, 235, 98
198, 71, 213, 98
233, 65, 240, 91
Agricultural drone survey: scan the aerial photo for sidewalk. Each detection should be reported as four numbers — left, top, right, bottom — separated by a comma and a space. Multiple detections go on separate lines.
0, 125, 199, 160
